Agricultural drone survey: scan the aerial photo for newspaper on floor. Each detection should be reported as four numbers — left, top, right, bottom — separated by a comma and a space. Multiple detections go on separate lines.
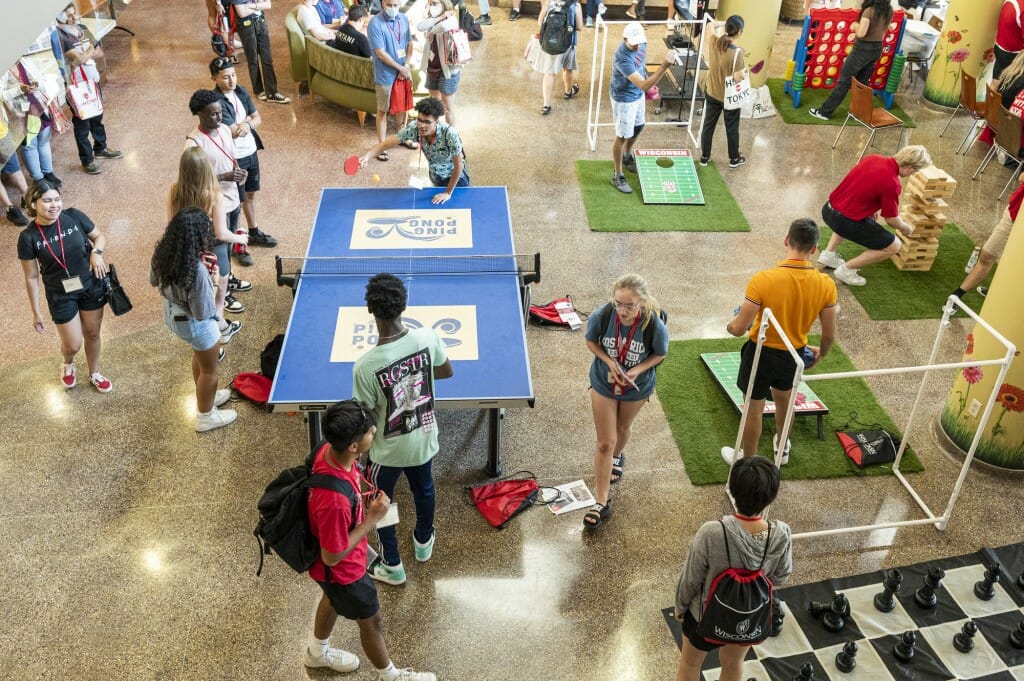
545, 480, 595, 515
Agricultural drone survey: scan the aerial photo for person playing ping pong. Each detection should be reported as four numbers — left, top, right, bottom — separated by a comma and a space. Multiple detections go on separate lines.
357, 97, 469, 205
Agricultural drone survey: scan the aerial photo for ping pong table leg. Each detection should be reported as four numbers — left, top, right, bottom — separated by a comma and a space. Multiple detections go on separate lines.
486, 408, 503, 477
307, 412, 324, 450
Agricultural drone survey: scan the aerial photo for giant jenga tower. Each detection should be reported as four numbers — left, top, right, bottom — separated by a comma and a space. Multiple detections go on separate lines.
892, 166, 957, 271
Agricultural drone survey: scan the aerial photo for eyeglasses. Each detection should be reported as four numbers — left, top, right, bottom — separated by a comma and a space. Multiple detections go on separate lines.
612, 300, 640, 311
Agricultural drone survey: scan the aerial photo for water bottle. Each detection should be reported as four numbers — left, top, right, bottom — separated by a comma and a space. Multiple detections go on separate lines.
965, 246, 980, 274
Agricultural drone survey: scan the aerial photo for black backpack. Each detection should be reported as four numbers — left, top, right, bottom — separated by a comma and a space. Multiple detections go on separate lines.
254, 445, 358, 577
459, 6, 483, 41
596, 303, 668, 358
696, 521, 774, 646
539, 0, 575, 55
260, 334, 285, 379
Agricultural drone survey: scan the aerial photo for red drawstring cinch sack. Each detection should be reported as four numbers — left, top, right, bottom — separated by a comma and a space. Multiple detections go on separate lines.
465, 472, 539, 529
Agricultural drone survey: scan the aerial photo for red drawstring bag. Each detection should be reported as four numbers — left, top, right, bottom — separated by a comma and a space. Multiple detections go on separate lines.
389, 76, 413, 115
232, 372, 273, 410
465, 472, 539, 529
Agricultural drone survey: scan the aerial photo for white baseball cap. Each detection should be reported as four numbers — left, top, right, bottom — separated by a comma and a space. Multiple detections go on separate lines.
623, 22, 646, 46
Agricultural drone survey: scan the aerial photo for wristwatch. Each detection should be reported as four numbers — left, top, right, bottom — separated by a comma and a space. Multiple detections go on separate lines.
93, 249, 104, 255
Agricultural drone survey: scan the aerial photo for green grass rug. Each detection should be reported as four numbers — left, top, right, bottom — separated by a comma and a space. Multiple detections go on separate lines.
819, 223, 994, 320
657, 336, 922, 486
574, 160, 750, 233
766, 78, 917, 128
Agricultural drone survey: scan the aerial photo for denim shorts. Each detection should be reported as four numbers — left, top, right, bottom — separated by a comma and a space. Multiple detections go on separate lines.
164, 300, 220, 352
425, 69, 461, 95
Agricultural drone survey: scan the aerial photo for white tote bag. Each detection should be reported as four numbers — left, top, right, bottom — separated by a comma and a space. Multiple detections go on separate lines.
723, 49, 751, 111
67, 66, 103, 120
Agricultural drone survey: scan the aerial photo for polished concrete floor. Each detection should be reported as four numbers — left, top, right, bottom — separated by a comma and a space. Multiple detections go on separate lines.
1, 3, 1022, 680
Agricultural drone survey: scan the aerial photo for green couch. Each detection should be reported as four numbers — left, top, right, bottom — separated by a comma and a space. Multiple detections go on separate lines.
284, 6, 420, 127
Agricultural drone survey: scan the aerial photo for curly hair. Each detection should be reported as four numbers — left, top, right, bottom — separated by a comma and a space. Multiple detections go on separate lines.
169, 147, 219, 217
415, 97, 446, 121
365, 273, 407, 320
151, 207, 213, 293
189, 88, 221, 115
24, 179, 61, 219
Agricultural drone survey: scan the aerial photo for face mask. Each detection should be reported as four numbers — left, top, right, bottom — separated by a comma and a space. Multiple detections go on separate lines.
384, 6, 399, 18
428, 5, 442, 17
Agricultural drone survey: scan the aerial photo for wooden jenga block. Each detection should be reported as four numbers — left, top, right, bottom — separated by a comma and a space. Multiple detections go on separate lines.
914, 165, 958, 188
907, 177, 956, 198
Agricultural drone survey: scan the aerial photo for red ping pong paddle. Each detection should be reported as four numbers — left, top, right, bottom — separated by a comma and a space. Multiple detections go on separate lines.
343, 154, 360, 176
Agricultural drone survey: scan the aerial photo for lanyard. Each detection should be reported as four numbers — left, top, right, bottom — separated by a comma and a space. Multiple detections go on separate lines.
387, 16, 403, 45
201, 127, 238, 168
36, 217, 69, 273
614, 314, 640, 366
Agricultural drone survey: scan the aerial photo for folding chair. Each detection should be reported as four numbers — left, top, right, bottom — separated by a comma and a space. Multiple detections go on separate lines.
832, 79, 905, 161
971, 93, 1004, 180
939, 71, 988, 154
904, 15, 943, 86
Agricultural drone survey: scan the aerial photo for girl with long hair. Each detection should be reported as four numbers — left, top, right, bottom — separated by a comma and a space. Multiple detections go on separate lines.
168, 146, 248, 346
18, 180, 113, 392
810, 0, 893, 120
417, 0, 464, 124
700, 15, 746, 168
583, 274, 668, 529
151, 207, 236, 432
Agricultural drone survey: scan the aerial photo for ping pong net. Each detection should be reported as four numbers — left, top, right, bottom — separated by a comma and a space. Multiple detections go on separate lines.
275, 254, 541, 289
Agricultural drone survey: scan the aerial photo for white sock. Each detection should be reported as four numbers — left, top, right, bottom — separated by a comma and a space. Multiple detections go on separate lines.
308, 633, 329, 658
197, 409, 212, 417
377, 662, 398, 680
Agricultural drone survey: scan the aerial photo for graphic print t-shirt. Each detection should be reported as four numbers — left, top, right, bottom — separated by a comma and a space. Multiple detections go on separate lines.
352, 328, 448, 468
585, 304, 669, 401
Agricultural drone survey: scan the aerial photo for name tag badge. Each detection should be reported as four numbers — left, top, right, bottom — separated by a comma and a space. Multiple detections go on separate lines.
408, 175, 426, 190
62, 275, 84, 293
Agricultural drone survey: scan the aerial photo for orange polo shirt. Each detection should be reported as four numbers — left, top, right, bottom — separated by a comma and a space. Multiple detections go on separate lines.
745, 259, 838, 350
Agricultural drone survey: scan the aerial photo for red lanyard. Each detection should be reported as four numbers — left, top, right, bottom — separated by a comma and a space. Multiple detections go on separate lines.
733, 513, 762, 522
614, 314, 640, 366
387, 17, 403, 45
201, 127, 238, 168
36, 217, 69, 273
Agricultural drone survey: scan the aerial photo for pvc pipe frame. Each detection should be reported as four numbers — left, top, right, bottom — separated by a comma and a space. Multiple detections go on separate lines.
726, 296, 1016, 541
586, 15, 710, 152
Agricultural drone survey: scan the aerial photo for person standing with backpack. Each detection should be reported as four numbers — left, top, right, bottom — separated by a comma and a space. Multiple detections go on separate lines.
674, 457, 793, 681
303, 400, 437, 680
583, 273, 668, 529
533, 0, 583, 115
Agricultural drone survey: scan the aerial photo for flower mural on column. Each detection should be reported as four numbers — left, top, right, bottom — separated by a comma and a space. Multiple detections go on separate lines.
992, 383, 1024, 438
924, 26, 972, 107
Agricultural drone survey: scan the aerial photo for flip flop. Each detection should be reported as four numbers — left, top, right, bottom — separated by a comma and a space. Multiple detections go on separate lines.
610, 452, 626, 484
583, 502, 612, 529
376, 150, 390, 162
563, 84, 580, 99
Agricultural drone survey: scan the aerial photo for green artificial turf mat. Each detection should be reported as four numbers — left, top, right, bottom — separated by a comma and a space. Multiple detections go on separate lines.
656, 336, 923, 486
766, 78, 917, 128
574, 160, 750, 232
819, 223, 994, 320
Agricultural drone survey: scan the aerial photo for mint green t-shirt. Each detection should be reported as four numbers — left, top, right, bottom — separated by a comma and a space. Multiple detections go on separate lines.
352, 328, 449, 468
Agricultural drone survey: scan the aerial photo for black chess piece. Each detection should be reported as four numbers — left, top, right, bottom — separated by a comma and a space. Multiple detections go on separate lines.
835, 640, 858, 672
792, 661, 815, 680
1010, 617, 1024, 650
973, 562, 1001, 601
874, 568, 903, 613
822, 593, 849, 633
893, 630, 917, 663
771, 599, 785, 637
953, 620, 977, 653
914, 568, 945, 610
1017, 570, 1024, 591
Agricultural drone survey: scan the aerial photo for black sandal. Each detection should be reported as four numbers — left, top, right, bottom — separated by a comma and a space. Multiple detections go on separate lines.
610, 453, 626, 484
563, 84, 580, 99
583, 502, 612, 528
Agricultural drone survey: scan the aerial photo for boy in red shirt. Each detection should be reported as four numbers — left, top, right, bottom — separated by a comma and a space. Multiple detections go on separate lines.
305, 399, 436, 681
816, 146, 931, 286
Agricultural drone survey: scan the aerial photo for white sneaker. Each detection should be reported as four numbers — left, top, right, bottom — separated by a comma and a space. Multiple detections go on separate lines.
413, 531, 435, 562
195, 407, 237, 432
303, 645, 360, 672
834, 264, 867, 286
214, 389, 231, 407
381, 669, 437, 681
817, 250, 844, 269
721, 446, 743, 465
773, 434, 791, 466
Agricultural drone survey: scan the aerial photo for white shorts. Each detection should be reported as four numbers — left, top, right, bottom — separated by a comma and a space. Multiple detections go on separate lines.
611, 98, 645, 139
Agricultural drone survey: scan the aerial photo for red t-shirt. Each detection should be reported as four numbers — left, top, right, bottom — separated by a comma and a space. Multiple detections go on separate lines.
829, 155, 901, 221
307, 444, 367, 585
1010, 181, 1024, 220
997, 0, 1024, 53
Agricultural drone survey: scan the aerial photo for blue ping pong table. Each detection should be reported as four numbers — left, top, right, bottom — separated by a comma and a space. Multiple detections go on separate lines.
269, 186, 536, 476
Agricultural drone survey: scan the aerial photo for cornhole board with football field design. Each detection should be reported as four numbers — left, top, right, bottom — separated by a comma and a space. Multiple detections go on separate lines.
635, 148, 705, 205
